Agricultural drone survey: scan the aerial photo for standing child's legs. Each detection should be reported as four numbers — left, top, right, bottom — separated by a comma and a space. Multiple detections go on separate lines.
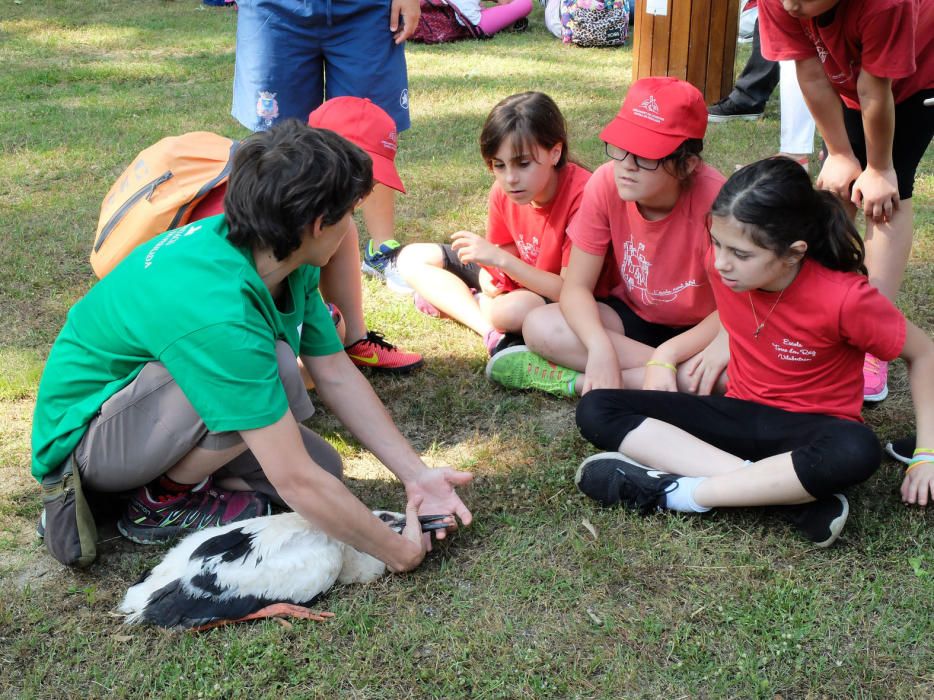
360, 184, 412, 293
778, 60, 815, 163
477, 0, 533, 35
319, 219, 423, 374
842, 90, 934, 400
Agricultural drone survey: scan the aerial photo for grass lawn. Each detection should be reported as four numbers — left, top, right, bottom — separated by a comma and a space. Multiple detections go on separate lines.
1, 2, 932, 698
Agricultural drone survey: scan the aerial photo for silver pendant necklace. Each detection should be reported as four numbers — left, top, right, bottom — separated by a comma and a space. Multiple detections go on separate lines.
748, 288, 785, 338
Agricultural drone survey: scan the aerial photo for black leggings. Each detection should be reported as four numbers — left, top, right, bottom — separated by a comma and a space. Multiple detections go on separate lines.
576, 390, 881, 498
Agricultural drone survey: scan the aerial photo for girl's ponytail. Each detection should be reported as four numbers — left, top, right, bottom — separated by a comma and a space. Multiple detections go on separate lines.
809, 189, 867, 275
712, 158, 865, 274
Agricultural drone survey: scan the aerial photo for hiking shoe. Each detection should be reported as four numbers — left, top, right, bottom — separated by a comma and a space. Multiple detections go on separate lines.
781, 494, 849, 548
575, 452, 677, 513
707, 97, 764, 123
863, 354, 888, 402
345, 330, 423, 373
361, 239, 413, 294
485, 346, 577, 397
885, 435, 916, 465
117, 478, 270, 545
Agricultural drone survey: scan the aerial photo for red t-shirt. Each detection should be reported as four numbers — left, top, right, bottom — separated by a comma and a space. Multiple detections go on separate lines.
485, 162, 591, 293
758, 0, 933, 109
567, 162, 724, 327
711, 256, 906, 422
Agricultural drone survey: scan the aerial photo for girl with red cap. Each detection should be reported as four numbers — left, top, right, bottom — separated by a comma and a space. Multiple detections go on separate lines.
487, 77, 727, 398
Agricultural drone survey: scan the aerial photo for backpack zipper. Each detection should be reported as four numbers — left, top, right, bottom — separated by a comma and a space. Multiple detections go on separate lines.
93, 171, 174, 252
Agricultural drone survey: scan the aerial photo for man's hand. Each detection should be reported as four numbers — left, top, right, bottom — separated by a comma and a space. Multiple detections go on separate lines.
391, 0, 421, 44
406, 467, 473, 539
388, 495, 429, 573
852, 166, 899, 223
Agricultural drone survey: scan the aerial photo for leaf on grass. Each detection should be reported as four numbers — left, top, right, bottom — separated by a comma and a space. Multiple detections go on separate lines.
113, 635, 133, 642
908, 556, 929, 578
586, 608, 603, 626
581, 519, 598, 540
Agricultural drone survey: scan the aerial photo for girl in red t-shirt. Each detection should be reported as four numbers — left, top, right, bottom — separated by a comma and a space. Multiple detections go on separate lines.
487, 77, 727, 398
574, 158, 934, 547
396, 92, 591, 357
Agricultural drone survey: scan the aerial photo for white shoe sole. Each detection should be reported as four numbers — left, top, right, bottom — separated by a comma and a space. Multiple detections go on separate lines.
707, 113, 762, 123
863, 384, 888, 402
815, 494, 849, 548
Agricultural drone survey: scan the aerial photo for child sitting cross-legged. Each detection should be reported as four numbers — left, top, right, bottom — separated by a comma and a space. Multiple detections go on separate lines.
574, 158, 934, 547
487, 77, 728, 398
396, 92, 591, 357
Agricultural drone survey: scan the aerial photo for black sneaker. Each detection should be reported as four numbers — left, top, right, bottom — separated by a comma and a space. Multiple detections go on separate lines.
885, 435, 915, 465
575, 452, 677, 513
707, 97, 764, 123
510, 17, 529, 32
782, 494, 849, 548
490, 331, 524, 357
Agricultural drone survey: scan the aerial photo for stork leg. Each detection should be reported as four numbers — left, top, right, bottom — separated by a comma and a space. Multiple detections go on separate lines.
190, 604, 335, 632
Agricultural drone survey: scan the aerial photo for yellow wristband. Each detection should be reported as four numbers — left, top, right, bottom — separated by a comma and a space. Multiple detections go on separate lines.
913, 448, 934, 456
646, 360, 677, 373
906, 459, 934, 475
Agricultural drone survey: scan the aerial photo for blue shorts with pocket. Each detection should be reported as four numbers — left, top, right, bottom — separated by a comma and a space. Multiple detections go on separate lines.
232, 0, 410, 132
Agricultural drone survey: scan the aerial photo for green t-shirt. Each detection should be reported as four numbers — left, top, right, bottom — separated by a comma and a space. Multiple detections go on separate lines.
31, 214, 343, 481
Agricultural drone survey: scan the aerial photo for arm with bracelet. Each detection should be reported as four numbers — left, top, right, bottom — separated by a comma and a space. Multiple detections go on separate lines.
641, 311, 723, 393
898, 322, 934, 507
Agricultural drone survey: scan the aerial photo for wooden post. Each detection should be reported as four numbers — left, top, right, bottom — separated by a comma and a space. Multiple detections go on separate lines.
632, 0, 741, 105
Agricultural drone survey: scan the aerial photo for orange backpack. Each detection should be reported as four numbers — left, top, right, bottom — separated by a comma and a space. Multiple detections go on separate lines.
91, 132, 239, 278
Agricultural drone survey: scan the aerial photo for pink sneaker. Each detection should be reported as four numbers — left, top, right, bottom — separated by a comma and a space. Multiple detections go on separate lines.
863, 354, 889, 402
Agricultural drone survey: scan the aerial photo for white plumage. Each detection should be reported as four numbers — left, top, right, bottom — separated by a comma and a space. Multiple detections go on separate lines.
118, 510, 401, 630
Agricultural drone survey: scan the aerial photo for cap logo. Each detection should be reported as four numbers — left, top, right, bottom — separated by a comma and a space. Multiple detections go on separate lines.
380, 129, 398, 153
632, 94, 664, 124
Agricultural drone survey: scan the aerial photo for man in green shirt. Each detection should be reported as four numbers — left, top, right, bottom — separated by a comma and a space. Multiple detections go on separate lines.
33, 120, 472, 572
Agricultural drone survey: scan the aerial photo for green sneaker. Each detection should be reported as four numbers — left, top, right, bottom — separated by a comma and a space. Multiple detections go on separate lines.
485, 346, 578, 398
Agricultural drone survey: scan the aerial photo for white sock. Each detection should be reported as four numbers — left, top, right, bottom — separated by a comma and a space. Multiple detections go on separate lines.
664, 476, 712, 513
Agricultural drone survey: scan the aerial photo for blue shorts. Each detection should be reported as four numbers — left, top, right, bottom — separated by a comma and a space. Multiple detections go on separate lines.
232, 0, 410, 133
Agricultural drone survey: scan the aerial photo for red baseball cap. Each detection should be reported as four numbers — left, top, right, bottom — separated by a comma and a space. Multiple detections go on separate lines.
308, 97, 406, 193
600, 77, 708, 160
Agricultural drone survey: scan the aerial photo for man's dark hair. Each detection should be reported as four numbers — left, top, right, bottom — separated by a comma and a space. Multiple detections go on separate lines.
225, 119, 374, 260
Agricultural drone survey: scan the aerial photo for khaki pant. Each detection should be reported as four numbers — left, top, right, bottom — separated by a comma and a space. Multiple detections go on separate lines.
74, 341, 342, 505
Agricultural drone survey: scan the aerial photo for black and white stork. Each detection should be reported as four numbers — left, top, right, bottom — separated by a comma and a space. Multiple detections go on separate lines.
118, 510, 447, 630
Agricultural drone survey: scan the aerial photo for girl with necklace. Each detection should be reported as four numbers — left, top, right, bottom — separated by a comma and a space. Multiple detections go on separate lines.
573, 157, 934, 547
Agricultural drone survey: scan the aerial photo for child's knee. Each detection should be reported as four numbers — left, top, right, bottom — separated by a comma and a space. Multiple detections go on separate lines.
396, 242, 443, 278
522, 304, 567, 349
488, 292, 544, 331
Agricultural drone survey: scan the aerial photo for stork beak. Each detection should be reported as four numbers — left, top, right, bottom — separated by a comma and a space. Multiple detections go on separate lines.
387, 514, 451, 533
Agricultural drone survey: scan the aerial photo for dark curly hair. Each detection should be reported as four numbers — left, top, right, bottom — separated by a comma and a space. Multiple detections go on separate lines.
225, 120, 374, 261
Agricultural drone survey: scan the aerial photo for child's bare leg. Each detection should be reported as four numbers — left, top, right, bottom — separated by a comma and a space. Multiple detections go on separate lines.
487, 289, 546, 334
397, 243, 491, 336
361, 183, 396, 247
864, 199, 913, 302
320, 220, 367, 343
619, 419, 811, 507
523, 303, 654, 371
